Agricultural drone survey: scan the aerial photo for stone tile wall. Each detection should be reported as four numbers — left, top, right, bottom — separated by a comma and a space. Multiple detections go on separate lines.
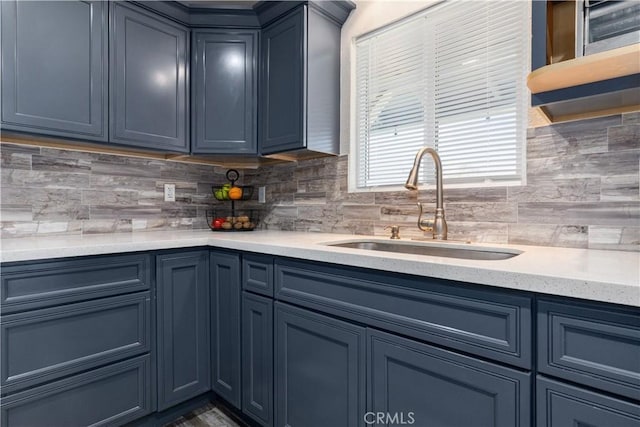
244, 114, 639, 251
0, 144, 227, 237
1, 113, 638, 250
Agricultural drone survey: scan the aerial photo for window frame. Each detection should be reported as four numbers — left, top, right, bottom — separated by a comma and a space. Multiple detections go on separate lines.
348, 0, 531, 193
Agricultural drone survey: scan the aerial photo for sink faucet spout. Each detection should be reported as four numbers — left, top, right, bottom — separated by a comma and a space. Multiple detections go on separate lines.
405, 147, 447, 240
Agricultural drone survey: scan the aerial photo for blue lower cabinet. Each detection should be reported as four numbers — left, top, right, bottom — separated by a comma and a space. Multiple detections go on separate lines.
210, 251, 242, 408
0, 354, 152, 427
242, 292, 274, 426
537, 376, 640, 427
156, 251, 211, 410
274, 302, 366, 427
368, 329, 531, 427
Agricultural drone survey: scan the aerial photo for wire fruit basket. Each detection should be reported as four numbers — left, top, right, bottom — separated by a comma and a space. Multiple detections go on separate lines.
206, 209, 259, 231
207, 169, 258, 232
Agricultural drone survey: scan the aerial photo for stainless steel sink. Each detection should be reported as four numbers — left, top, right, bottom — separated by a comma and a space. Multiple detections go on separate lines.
326, 240, 521, 261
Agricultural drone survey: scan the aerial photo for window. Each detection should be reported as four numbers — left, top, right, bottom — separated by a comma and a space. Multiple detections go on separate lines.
352, 0, 530, 191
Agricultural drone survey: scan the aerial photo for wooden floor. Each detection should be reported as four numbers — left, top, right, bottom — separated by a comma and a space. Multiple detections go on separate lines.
164, 403, 242, 427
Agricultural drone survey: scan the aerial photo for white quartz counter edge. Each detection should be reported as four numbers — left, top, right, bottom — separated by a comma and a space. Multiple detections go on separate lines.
1, 230, 639, 307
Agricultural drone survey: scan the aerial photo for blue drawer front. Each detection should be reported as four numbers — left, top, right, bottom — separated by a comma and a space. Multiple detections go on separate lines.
1, 253, 150, 313
242, 253, 274, 297
275, 259, 532, 368
538, 299, 640, 400
1, 354, 152, 427
1, 292, 151, 393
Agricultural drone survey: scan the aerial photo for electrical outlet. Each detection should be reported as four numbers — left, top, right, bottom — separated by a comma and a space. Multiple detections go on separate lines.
258, 186, 266, 203
164, 184, 176, 202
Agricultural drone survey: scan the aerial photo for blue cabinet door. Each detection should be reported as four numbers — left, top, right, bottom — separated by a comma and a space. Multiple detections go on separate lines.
192, 30, 257, 154
537, 376, 640, 427
242, 292, 273, 426
259, 7, 305, 155
275, 302, 366, 427
368, 329, 531, 427
0, 0, 108, 141
210, 251, 242, 408
156, 251, 210, 410
110, 2, 189, 152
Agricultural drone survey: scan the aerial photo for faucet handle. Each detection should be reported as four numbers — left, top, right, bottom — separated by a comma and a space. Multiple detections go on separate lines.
385, 225, 401, 239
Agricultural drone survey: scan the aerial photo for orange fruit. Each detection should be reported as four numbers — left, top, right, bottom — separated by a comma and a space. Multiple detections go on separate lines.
228, 187, 243, 200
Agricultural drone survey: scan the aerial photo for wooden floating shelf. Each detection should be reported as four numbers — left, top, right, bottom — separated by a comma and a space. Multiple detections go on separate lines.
527, 43, 640, 94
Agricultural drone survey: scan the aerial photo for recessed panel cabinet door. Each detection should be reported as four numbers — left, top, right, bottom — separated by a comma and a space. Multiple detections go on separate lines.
275, 302, 366, 427
260, 7, 305, 154
242, 292, 273, 426
192, 31, 257, 154
156, 251, 210, 410
110, 2, 189, 152
368, 329, 531, 427
0, 0, 107, 141
210, 251, 242, 409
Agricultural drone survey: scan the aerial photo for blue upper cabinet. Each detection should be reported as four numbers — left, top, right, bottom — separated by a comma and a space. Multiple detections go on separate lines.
110, 2, 189, 153
259, 3, 352, 158
260, 7, 305, 155
192, 30, 258, 155
0, 0, 108, 142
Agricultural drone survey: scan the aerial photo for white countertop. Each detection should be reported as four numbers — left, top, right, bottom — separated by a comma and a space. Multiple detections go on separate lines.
1, 230, 639, 307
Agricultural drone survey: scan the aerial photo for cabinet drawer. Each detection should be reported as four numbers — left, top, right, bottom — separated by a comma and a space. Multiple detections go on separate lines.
1, 354, 152, 427
275, 259, 532, 368
538, 300, 640, 400
537, 376, 640, 427
369, 329, 530, 427
243, 254, 274, 297
1, 292, 151, 393
1, 253, 150, 313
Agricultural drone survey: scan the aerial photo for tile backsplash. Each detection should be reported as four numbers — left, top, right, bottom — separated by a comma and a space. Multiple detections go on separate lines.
0, 144, 227, 237
1, 113, 639, 251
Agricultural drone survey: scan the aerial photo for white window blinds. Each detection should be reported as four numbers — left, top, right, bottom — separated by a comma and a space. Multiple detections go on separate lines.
354, 0, 529, 190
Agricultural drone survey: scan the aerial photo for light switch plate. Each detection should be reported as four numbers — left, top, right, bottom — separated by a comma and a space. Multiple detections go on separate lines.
164, 184, 176, 202
258, 186, 266, 203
